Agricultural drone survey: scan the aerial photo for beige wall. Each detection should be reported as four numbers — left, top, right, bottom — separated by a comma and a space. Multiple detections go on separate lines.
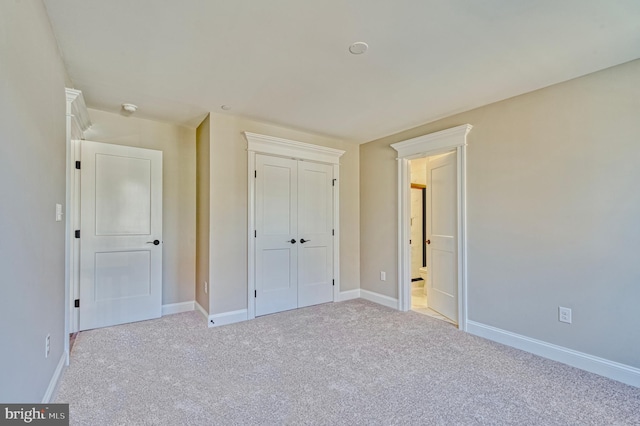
410, 158, 426, 185
195, 115, 211, 312
85, 109, 196, 306
361, 59, 640, 368
207, 113, 360, 314
0, 1, 68, 401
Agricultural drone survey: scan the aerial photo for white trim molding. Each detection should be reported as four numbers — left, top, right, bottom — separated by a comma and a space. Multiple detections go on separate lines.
245, 132, 345, 321
337, 289, 361, 302
360, 290, 399, 310
244, 132, 345, 165
208, 309, 248, 328
195, 301, 208, 319
391, 124, 472, 330
467, 321, 640, 388
64, 88, 91, 367
162, 301, 195, 316
42, 352, 66, 403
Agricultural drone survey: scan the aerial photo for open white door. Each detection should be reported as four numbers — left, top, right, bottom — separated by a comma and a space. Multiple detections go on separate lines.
255, 155, 298, 316
426, 151, 457, 322
79, 141, 163, 330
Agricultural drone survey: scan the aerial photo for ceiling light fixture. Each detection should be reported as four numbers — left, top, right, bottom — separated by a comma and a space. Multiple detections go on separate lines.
221, 105, 231, 111
122, 103, 138, 113
348, 42, 368, 55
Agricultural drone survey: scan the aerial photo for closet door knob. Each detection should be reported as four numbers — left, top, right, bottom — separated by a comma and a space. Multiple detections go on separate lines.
288, 239, 297, 244
300, 239, 310, 244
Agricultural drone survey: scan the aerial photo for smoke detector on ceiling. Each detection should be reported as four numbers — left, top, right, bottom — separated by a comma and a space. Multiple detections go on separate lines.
348, 42, 368, 55
122, 103, 138, 113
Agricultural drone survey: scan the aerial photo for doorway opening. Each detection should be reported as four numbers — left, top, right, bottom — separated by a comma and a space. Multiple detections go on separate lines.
408, 156, 456, 325
391, 124, 472, 331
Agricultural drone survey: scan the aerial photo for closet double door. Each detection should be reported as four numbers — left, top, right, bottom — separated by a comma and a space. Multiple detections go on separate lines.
255, 154, 334, 316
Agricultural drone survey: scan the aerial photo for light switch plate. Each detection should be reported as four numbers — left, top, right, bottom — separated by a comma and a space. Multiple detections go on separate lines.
55, 203, 63, 222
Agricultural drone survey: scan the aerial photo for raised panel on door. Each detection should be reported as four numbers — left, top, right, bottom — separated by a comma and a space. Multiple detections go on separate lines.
255, 155, 298, 316
80, 141, 162, 331
297, 161, 334, 308
426, 151, 458, 323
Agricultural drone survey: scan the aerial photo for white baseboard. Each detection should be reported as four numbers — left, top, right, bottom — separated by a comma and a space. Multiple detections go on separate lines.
195, 301, 208, 319
360, 289, 398, 309
337, 289, 360, 302
208, 309, 248, 328
42, 352, 66, 403
162, 301, 194, 316
467, 320, 640, 388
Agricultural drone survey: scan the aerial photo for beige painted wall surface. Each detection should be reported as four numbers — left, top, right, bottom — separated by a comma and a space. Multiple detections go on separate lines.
195, 115, 211, 313
208, 113, 360, 314
0, 1, 68, 402
84, 109, 196, 306
410, 158, 426, 185
360, 59, 640, 368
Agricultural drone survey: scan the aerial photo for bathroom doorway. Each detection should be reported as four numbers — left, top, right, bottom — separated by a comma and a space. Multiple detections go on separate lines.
408, 157, 456, 325
391, 124, 471, 330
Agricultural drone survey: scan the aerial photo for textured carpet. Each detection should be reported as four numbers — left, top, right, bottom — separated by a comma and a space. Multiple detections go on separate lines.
55, 300, 640, 425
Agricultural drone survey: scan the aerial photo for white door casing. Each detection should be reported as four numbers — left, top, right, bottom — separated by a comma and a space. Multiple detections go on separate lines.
391, 124, 472, 330
246, 132, 344, 320
79, 140, 163, 330
426, 152, 458, 321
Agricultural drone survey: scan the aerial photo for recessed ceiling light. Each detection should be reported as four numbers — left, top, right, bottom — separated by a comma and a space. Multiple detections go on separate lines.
348, 42, 368, 55
122, 103, 138, 113
221, 105, 231, 111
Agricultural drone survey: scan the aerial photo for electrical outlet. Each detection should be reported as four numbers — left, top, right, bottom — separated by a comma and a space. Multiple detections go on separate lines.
380, 271, 386, 281
45, 334, 50, 358
559, 306, 572, 324
204, 281, 208, 294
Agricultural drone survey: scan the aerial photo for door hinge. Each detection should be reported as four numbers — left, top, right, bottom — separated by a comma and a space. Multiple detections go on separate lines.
332, 179, 336, 187
254, 230, 257, 238
75, 161, 81, 170
254, 290, 257, 298
74, 299, 80, 308
332, 279, 335, 286
254, 170, 257, 178
332, 229, 335, 236
74, 230, 80, 238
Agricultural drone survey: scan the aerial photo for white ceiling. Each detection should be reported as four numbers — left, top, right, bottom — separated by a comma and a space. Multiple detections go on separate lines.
43, 0, 640, 143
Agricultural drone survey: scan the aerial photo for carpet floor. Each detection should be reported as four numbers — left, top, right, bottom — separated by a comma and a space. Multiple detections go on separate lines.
55, 299, 640, 425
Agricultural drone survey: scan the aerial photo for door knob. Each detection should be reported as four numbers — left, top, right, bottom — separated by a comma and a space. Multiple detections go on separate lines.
147, 239, 160, 245
300, 239, 310, 244
426, 239, 431, 245
288, 239, 297, 244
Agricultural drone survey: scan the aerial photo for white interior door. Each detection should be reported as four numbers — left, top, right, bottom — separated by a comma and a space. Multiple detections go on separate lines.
255, 155, 334, 316
426, 151, 457, 322
79, 141, 163, 330
255, 155, 298, 316
297, 161, 334, 308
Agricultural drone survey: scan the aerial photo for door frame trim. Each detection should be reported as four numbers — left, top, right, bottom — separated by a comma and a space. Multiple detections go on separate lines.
64, 89, 91, 361
391, 124, 472, 330
244, 132, 345, 320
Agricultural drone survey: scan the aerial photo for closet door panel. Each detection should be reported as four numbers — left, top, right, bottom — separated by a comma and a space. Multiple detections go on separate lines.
255, 155, 298, 316
297, 161, 334, 308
